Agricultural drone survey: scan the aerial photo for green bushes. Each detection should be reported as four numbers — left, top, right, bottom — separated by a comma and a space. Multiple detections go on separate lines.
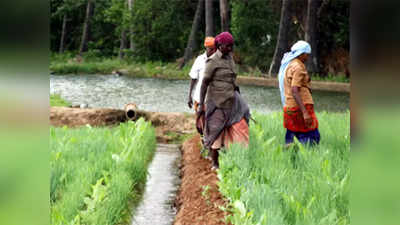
50, 119, 156, 225
219, 112, 350, 225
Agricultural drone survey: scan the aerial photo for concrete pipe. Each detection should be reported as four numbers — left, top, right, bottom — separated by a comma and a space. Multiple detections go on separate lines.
124, 103, 138, 121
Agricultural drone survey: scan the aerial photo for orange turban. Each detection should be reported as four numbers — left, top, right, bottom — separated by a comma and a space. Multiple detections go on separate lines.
204, 37, 215, 48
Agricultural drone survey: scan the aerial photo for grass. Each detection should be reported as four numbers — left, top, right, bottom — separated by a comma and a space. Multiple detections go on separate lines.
50, 53, 349, 83
218, 111, 350, 225
50, 119, 156, 225
50, 53, 192, 79
310, 73, 350, 83
50, 94, 70, 107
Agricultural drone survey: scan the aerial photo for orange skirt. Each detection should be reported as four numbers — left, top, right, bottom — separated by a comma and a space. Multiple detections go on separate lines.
283, 104, 318, 132
211, 118, 249, 149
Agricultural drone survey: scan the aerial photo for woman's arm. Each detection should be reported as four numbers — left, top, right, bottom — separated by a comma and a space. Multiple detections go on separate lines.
199, 77, 210, 106
188, 79, 197, 108
197, 59, 214, 114
291, 86, 312, 127
291, 64, 313, 128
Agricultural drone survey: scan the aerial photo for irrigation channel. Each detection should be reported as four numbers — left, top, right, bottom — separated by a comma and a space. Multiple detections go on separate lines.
50, 74, 349, 224
131, 144, 180, 225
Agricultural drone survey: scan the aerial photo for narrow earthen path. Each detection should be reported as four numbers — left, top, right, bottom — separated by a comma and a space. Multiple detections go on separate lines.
174, 135, 231, 225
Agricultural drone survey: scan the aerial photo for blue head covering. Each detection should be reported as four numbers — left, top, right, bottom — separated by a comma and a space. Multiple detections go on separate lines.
278, 40, 311, 106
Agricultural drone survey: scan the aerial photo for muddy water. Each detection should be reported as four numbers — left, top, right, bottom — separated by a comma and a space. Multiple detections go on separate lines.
50, 75, 349, 113
131, 144, 180, 225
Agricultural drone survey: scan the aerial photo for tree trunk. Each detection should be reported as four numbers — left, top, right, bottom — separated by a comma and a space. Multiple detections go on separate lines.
219, 0, 230, 32
305, 0, 321, 74
119, 30, 127, 59
268, 0, 291, 76
128, 0, 134, 51
59, 14, 68, 53
180, 0, 205, 69
205, 0, 214, 36
79, 0, 95, 55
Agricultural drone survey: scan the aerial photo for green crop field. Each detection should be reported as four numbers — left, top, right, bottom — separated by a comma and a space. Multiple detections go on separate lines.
219, 111, 350, 225
50, 119, 156, 225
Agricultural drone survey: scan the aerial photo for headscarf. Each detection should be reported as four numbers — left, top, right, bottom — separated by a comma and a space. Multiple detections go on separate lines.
214, 32, 234, 46
278, 40, 311, 106
204, 37, 215, 48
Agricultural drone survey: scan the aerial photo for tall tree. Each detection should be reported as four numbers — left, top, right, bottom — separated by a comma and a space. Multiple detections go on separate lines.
205, 0, 214, 36
119, 30, 127, 59
79, 0, 95, 55
128, 0, 134, 50
269, 0, 291, 76
219, 0, 230, 32
305, 0, 321, 74
53, 0, 83, 53
180, 0, 205, 69
59, 14, 68, 53
119, 0, 129, 59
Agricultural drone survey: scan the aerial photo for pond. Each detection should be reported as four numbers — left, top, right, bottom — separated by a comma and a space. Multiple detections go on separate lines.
50, 75, 349, 113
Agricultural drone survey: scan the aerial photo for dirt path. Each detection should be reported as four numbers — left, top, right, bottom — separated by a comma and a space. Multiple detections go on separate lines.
174, 135, 231, 225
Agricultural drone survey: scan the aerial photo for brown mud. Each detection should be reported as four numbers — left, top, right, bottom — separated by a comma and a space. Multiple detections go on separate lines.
174, 135, 231, 225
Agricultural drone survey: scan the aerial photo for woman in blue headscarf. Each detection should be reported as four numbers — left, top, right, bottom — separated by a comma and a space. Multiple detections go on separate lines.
278, 40, 320, 145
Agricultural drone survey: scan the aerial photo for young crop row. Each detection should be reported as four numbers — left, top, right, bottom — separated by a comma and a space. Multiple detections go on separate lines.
50, 119, 156, 225
218, 111, 350, 225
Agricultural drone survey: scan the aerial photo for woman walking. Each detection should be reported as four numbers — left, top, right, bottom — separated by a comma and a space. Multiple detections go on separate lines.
197, 32, 250, 170
278, 40, 320, 145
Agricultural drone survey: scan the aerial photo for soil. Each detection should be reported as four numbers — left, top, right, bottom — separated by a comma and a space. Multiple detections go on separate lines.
50, 106, 196, 143
50, 107, 126, 127
174, 135, 231, 225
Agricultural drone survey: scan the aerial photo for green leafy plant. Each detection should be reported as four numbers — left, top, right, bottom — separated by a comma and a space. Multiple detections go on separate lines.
218, 111, 350, 225
50, 119, 156, 225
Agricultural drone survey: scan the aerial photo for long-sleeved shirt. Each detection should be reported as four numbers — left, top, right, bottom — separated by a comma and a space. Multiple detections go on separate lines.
189, 52, 207, 103
203, 50, 237, 109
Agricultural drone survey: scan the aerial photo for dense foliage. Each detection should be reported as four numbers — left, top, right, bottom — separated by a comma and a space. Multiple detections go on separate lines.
51, 0, 349, 74
219, 111, 350, 224
129, 0, 195, 61
230, 0, 280, 71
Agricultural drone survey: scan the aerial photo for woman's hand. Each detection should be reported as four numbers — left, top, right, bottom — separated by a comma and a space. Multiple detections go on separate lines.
196, 103, 204, 117
187, 97, 193, 109
302, 110, 313, 128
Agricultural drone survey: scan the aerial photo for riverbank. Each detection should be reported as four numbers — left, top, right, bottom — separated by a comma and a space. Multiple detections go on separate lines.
50, 94, 70, 107
50, 106, 196, 143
